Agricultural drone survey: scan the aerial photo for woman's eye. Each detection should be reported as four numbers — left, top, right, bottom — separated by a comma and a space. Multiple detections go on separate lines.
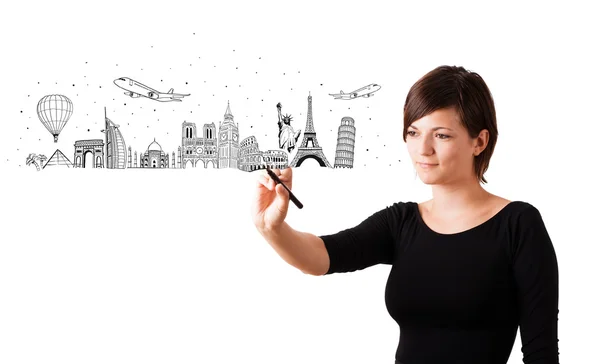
436, 134, 449, 139
407, 131, 416, 136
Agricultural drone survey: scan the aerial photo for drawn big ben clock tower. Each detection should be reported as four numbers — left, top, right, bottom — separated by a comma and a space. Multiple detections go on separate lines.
218, 101, 240, 169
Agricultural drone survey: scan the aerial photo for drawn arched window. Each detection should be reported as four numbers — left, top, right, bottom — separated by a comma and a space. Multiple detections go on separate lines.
76, 156, 81, 166
152, 160, 156, 168
96, 156, 102, 167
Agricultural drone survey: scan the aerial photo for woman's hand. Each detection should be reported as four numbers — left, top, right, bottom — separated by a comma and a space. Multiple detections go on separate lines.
251, 167, 293, 232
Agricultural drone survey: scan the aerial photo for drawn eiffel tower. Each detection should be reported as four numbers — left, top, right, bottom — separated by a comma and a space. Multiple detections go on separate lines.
290, 93, 332, 168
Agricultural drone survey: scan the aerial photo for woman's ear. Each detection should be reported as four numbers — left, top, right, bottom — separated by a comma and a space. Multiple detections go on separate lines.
474, 129, 489, 156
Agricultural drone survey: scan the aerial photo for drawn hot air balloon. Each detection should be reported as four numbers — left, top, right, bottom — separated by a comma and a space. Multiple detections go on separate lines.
37, 94, 73, 143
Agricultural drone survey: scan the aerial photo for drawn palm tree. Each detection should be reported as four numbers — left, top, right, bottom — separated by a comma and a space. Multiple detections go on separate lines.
26, 154, 47, 171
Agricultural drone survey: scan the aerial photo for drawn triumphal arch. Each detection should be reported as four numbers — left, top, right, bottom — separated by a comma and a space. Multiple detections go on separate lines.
74, 139, 104, 168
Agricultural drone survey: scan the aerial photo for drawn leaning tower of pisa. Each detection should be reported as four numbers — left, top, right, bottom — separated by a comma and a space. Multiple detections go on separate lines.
334, 116, 356, 169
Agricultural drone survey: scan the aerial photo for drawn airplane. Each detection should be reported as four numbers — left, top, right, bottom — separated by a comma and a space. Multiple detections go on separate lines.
113, 77, 190, 102
329, 83, 381, 100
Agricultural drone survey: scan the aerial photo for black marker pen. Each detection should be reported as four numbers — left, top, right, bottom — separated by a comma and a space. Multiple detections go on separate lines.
265, 166, 303, 209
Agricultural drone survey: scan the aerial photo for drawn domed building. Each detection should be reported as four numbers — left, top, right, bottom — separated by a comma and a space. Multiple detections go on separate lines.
140, 138, 170, 168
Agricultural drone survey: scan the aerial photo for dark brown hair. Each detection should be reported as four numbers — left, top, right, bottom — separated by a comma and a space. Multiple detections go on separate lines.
403, 65, 498, 184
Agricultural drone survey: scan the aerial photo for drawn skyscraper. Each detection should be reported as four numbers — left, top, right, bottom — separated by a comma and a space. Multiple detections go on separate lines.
334, 117, 356, 169
289, 93, 332, 168
102, 108, 127, 169
218, 101, 240, 169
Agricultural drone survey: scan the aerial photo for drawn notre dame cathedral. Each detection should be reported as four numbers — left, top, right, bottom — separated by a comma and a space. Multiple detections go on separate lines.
289, 93, 332, 168
181, 120, 218, 168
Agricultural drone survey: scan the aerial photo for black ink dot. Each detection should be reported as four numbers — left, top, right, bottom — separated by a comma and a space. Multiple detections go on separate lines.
72, 84, 75, 87
87, 129, 90, 132
283, 73, 285, 75
38, 82, 40, 84
124, 103, 126, 106
185, 82, 188, 84
27, 127, 29, 129
225, 85, 227, 88
259, 57, 261, 59
20, 110, 22, 113
320, 84, 323, 86
236, 67, 238, 69
366, 149, 369, 151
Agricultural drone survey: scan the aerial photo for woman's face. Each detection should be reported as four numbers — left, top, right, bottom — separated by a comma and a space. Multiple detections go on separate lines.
406, 107, 487, 186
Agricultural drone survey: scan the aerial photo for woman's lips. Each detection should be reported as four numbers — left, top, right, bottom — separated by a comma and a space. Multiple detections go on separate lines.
417, 163, 438, 168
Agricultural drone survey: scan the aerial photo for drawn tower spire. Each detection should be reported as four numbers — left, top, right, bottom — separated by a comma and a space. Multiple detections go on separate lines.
224, 100, 233, 121
289, 93, 332, 168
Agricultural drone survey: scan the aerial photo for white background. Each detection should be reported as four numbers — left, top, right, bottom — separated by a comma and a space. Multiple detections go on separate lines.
1, 1, 598, 363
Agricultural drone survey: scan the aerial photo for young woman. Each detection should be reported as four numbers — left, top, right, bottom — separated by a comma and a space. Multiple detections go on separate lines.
251, 65, 559, 364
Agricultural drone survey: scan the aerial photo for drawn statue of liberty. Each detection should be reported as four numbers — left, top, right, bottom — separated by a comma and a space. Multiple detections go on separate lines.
276, 102, 301, 153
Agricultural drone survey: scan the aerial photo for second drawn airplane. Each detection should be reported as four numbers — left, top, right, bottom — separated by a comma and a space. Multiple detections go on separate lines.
329, 83, 381, 100
114, 77, 190, 102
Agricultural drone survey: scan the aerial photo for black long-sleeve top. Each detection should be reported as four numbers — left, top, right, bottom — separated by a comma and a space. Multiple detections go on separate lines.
319, 201, 559, 364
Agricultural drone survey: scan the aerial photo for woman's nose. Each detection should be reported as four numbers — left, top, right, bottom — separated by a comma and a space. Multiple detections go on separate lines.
418, 135, 434, 155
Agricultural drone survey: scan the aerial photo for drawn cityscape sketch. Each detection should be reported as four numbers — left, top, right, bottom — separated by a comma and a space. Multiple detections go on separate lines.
22, 90, 363, 172
15, 49, 385, 173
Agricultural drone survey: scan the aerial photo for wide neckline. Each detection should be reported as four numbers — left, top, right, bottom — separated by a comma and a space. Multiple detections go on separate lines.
412, 200, 517, 237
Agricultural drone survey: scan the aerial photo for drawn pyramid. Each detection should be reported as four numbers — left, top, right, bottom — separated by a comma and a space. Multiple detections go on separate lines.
43, 149, 73, 169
